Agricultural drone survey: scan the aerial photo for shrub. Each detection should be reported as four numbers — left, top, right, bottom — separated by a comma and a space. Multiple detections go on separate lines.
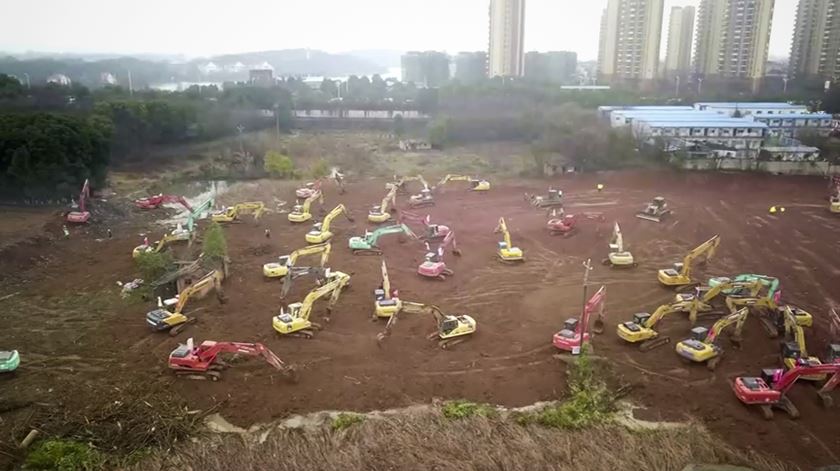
264, 150, 296, 178
202, 222, 227, 262
441, 400, 498, 420
25, 439, 104, 471
331, 413, 365, 431
309, 159, 330, 179
134, 251, 174, 282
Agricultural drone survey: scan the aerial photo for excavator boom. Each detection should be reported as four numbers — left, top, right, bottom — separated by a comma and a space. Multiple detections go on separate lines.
706, 307, 748, 344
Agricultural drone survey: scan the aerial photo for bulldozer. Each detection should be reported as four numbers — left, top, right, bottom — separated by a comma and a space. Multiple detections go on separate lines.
437, 174, 490, 191
525, 188, 563, 208
674, 307, 749, 370
146, 270, 225, 335
272, 270, 351, 338
418, 231, 461, 280
288, 191, 324, 223
494, 217, 524, 262
349, 224, 417, 255
376, 302, 477, 349
658, 235, 720, 287
368, 186, 397, 223
211, 201, 266, 223
636, 196, 672, 222
263, 242, 331, 278
305, 204, 354, 244
168, 338, 297, 381
0, 350, 20, 374
603, 222, 636, 268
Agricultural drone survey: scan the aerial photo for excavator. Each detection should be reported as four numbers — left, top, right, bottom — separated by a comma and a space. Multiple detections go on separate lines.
288, 191, 323, 223
374, 260, 401, 318
418, 231, 461, 279
636, 196, 672, 222
831, 307, 840, 348
437, 174, 490, 191
349, 224, 416, 255
671, 278, 762, 325
331, 168, 346, 195
546, 208, 605, 237
408, 188, 436, 208
779, 306, 825, 381
279, 266, 329, 299
296, 180, 321, 199
494, 217, 524, 262
399, 210, 451, 241
368, 186, 397, 223
603, 222, 635, 268
388, 175, 429, 194
272, 270, 351, 338
134, 194, 192, 211
66, 179, 91, 223
168, 338, 297, 381
616, 300, 692, 351
305, 204, 354, 244
170, 197, 214, 242
658, 235, 720, 287
525, 188, 564, 208
674, 307, 749, 370
132, 233, 180, 259
263, 242, 331, 278
723, 287, 813, 337
0, 350, 20, 374
146, 270, 224, 335
553, 285, 606, 353
212, 201, 266, 223
732, 363, 840, 419
829, 176, 840, 213
377, 302, 477, 349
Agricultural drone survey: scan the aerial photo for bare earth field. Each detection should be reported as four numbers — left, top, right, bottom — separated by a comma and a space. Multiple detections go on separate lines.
1, 170, 839, 468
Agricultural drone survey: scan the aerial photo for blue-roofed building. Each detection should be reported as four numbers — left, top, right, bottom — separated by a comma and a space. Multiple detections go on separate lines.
693, 102, 809, 117
597, 105, 694, 121
632, 117, 767, 158
751, 113, 833, 138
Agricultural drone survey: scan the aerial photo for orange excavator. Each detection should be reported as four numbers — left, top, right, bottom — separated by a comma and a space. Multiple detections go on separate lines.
732, 363, 840, 419
168, 338, 297, 381
66, 179, 91, 223
134, 194, 192, 211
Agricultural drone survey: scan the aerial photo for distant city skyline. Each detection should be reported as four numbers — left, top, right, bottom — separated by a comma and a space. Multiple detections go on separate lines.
0, 0, 795, 62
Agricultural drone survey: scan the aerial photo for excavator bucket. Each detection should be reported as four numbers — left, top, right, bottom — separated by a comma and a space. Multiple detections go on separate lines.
592, 315, 605, 335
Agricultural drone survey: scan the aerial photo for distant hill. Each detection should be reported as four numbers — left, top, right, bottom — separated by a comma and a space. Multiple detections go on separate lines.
344, 49, 403, 69
199, 49, 384, 76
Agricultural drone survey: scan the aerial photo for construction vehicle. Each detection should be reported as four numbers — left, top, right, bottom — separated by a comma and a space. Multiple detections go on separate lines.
603, 222, 635, 268
134, 194, 192, 211
732, 363, 840, 418
132, 233, 180, 259
525, 188, 564, 208
368, 187, 397, 223
658, 235, 720, 287
617, 301, 689, 351
272, 270, 351, 338
349, 224, 416, 255
779, 306, 825, 381
0, 350, 20, 373
636, 196, 672, 222
374, 260, 401, 318
377, 302, 477, 349
553, 285, 606, 353
66, 179, 91, 223
331, 168, 346, 194
212, 201, 266, 223
279, 266, 328, 299
387, 175, 429, 194
418, 231, 461, 279
170, 198, 214, 242
305, 204, 354, 244
546, 209, 605, 237
263, 242, 331, 278
146, 270, 224, 335
675, 307, 749, 370
296, 180, 321, 199
723, 288, 812, 338
831, 307, 840, 347
831, 194, 840, 213
709, 274, 780, 300
494, 217, 524, 262
288, 191, 323, 223
674, 278, 762, 325
408, 188, 436, 208
437, 174, 490, 191
399, 210, 451, 241
168, 338, 296, 381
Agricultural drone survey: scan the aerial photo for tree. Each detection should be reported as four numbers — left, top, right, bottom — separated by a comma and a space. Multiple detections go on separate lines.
263, 150, 295, 178
428, 117, 451, 149
202, 222, 228, 263
309, 159, 330, 178
392, 114, 405, 137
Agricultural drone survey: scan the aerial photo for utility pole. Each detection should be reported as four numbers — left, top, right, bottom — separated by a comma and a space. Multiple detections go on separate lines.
23, 73, 30, 89
783, 77, 788, 94
697, 77, 703, 95
575, 258, 593, 355
675, 75, 680, 97
127, 69, 134, 97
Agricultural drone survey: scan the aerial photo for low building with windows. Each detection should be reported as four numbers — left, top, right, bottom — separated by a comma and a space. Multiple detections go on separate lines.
633, 118, 767, 158
693, 102, 809, 117
751, 113, 833, 138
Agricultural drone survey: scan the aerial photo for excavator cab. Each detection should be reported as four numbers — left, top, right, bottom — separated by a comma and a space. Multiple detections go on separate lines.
557, 318, 579, 339
827, 344, 840, 363
781, 341, 801, 361
620, 313, 649, 333
689, 326, 709, 341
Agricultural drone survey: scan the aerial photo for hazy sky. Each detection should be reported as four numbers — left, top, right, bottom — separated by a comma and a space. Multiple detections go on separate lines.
0, 0, 795, 61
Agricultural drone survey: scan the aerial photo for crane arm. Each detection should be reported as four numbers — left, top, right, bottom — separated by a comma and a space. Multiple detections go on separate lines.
321, 204, 351, 232
213, 342, 288, 371
775, 364, 840, 393
381, 260, 391, 300
706, 307, 748, 344
297, 272, 348, 321
679, 235, 720, 278
581, 286, 607, 327
609, 222, 624, 252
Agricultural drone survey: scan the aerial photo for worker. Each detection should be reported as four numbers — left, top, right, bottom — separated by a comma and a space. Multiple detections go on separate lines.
265, 228, 271, 239
62, 225, 70, 239
769, 206, 777, 214
107, 228, 112, 239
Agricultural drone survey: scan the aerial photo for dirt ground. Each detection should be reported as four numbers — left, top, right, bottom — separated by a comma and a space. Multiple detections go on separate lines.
1, 170, 839, 468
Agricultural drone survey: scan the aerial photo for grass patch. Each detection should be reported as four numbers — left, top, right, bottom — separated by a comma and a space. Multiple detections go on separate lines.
24, 439, 104, 471
441, 400, 498, 420
330, 413, 365, 431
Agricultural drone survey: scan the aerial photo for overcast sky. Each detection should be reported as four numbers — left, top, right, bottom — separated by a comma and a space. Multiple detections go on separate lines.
0, 0, 795, 61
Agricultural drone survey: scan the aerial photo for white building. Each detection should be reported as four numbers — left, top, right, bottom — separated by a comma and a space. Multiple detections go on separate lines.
597, 0, 665, 81
752, 113, 834, 137
693, 102, 809, 116
664, 6, 695, 77
488, 0, 526, 77
46, 74, 71, 86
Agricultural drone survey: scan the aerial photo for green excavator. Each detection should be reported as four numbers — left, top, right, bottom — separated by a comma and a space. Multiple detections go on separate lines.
170, 197, 214, 242
348, 224, 417, 255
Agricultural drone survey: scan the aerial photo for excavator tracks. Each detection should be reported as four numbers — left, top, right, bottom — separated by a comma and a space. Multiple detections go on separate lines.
353, 249, 383, 256
639, 336, 671, 352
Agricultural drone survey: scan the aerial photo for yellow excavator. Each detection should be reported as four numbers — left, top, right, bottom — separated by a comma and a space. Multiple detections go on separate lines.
272, 270, 351, 338
672, 278, 763, 325
368, 186, 397, 223
603, 222, 636, 268
616, 301, 689, 351
724, 295, 812, 338
263, 242, 331, 278
288, 191, 324, 223
388, 174, 428, 194
437, 174, 490, 191
211, 202, 266, 223
675, 307, 749, 370
146, 270, 224, 335
132, 233, 180, 259
779, 306, 826, 381
374, 260, 401, 318
305, 204, 354, 244
494, 217, 524, 262
658, 235, 720, 287
377, 301, 477, 349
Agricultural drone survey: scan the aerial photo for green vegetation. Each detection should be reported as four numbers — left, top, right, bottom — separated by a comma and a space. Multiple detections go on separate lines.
308, 158, 330, 179
202, 222, 228, 262
428, 117, 451, 149
441, 400, 498, 420
330, 413, 365, 431
134, 251, 174, 282
25, 439, 104, 471
263, 150, 296, 178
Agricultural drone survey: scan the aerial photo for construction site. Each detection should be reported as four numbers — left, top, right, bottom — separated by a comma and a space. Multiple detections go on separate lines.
1, 165, 840, 469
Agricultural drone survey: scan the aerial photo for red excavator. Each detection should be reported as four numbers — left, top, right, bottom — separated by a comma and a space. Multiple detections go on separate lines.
168, 338, 297, 381
553, 285, 606, 352
399, 210, 451, 241
417, 231, 461, 280
66, 179, 91, 223
546, 209, 605, 237
732, 363, 840, 419
134, 194, 192, 211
